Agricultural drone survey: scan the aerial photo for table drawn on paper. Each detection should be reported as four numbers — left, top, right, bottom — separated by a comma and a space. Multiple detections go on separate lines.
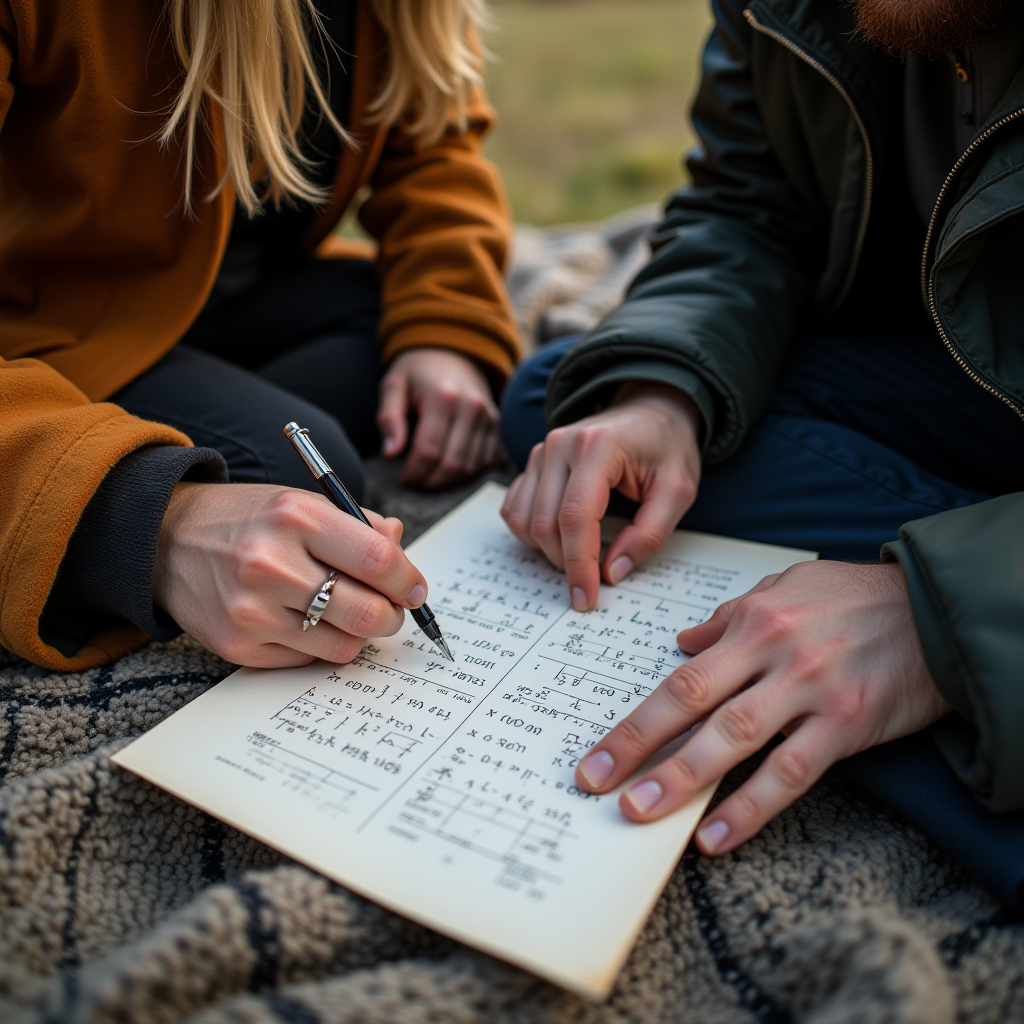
399, 780, 574, 897
241, 664, 467, 805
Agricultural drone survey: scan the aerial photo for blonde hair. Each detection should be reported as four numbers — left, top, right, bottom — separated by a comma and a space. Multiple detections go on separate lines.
162, 0, 488, 215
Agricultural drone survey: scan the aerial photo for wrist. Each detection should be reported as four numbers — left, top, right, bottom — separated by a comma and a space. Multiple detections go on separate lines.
613, 381, 703, 438
153, 481, 207, 611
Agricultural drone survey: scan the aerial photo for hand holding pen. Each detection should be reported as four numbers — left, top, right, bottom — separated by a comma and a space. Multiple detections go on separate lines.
153, 457, 440, 669
285, 422, 454, 661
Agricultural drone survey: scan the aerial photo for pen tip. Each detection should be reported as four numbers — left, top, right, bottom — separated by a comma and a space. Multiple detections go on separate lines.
437, 636, 455, 662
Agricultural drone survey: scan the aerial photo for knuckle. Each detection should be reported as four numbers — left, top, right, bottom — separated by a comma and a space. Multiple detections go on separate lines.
267, 488, 316, 531
709, 598, 736, 623
218, 636, 251, 664
732, 787, 763, 823
662, 664, 710, 710
570, 425, 604, 459
225, 594, 267, 628
716, 702, 760, 748
463, 394, 487, 416
672, 477, 698, 508
788, 645, 831, 684
417, 440, 443, 463
774, 748, 812, 790
436, 386, 460, 410
633, 522, 670, 553
664, 755, 701, 790
736, 593, 799, 640
358, 535, 398, 579
326, 634, 362, 664
829, 685, 870, 729
234, 539, 279, 585
505, 508, 530, 536
557, 501, 590, 533
349, 595, 393, 637
529, 512, 558, 542
607, 715, 649, 760
545, 426, 572, 450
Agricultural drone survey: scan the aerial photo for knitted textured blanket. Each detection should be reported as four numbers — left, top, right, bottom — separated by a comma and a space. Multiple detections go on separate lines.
2, 457, 1021, 1024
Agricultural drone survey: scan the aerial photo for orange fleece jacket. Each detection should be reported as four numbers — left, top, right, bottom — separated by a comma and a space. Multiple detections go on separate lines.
0, 0, 519, 670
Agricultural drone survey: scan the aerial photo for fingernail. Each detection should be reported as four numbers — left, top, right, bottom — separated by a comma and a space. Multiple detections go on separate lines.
696, 819, 730, 853
608, 555, 633, 585
406, 584, 426, 607
625, 779, 663, 814
571, 586, 588, 611
579, 750, 614, 788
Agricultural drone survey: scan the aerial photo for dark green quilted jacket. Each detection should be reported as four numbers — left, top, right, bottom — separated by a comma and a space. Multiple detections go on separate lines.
547, 0, 1024, 812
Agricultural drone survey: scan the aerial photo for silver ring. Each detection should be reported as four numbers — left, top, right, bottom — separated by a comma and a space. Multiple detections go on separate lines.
303, 570, 340, 631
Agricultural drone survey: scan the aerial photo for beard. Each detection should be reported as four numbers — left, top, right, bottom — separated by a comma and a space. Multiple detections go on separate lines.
852, 0, 1010, 58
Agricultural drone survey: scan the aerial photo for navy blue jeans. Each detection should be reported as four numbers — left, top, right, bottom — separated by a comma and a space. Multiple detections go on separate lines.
501, 335, 1024, 911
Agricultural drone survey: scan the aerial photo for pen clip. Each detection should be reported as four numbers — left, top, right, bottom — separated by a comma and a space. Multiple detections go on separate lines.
284, 422, 332, 478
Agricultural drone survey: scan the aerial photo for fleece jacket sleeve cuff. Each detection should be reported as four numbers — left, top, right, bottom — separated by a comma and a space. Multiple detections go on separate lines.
39, 445, 228, 657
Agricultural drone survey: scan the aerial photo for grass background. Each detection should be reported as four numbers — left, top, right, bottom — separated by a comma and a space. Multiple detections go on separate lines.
482, 0, 713, 225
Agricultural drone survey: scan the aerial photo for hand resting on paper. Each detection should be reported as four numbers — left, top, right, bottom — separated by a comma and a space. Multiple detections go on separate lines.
378, 348, 500, 490
501, 383, 952, 854
154, 483, 429, 668
574, 560, 952, 854
501, 381, 703, 611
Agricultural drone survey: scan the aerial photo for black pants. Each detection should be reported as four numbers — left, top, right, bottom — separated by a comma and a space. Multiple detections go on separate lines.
114, 259, 383, 501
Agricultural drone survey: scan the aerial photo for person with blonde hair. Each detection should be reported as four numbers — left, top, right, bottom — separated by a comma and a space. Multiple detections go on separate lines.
0, 0, 519, 671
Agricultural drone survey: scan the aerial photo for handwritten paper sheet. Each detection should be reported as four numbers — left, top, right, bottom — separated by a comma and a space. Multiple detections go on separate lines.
113, 483, 814, 999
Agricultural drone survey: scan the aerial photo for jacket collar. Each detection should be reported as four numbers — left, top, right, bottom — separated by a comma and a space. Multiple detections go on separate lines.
747, 0, 902, 141
746, 0, 1024, 156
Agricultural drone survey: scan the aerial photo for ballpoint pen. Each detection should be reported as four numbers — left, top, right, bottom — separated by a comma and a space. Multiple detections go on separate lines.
284, 421, 455, 662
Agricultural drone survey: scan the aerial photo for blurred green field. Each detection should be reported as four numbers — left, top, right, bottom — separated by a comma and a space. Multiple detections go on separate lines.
483, 0, 713, 225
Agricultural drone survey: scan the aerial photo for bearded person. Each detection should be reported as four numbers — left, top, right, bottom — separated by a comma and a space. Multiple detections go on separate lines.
499, 0, 1024, 909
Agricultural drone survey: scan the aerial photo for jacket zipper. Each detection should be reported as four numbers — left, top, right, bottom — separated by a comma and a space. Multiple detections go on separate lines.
921, 111, 1024, 421
743, 9, 873, 310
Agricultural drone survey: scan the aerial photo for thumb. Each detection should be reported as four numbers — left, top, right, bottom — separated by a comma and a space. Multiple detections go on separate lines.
601, 474, 695, 586
377, 373, 410, 458
678, 572, 782, 653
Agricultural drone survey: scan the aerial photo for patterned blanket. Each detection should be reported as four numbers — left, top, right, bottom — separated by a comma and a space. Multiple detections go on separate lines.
2, 219, 1022, 1022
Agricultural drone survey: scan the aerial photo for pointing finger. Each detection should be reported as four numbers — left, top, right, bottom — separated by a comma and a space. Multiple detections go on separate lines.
558, 461, 614, 612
